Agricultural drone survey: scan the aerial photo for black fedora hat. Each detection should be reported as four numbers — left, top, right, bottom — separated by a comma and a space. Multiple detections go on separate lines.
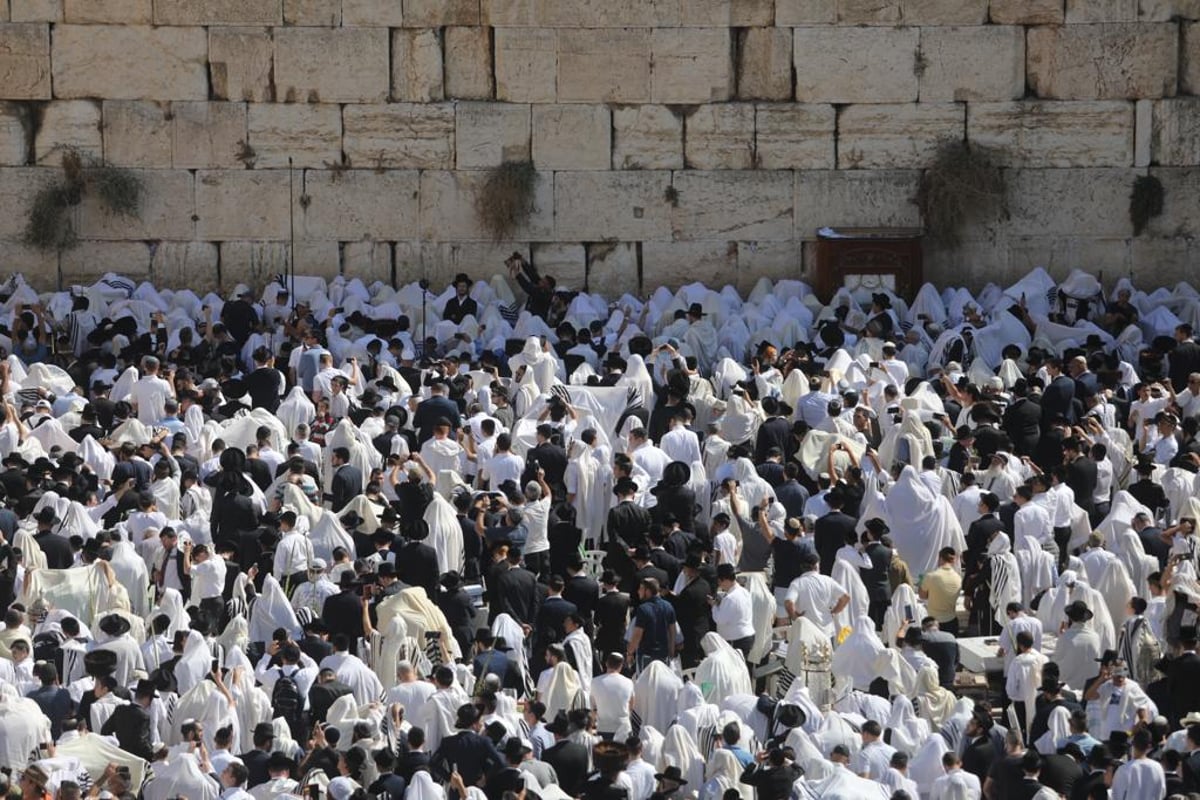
1064, 600, 1094, 623
654, 766, 688, 786
686, 303, 706, 318
98, 613, 131, 637
33, 507, 60, 526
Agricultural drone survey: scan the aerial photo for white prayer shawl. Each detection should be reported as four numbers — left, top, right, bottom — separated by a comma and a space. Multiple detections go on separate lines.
877, 411, 934, 472
635, 660, 683, 734
249, 575, 302, 643
424, 492, 465, 574
563, 627, 593, 698
883, 584, 928, 652
227, 647, 273, 746
640, 725, 665, 768
884, 466, 966, 577
1007, 650, 1046, 739
909, 735, 951, 799
1015, 533, 1056, 607
744, 571, 777, 662
915, 666, 957, 729
986, 533, 1022, 630
696, 633, 752, 703
151, 587, 190, 636
510, 337, 559, 396
217, 615, 250, 668
1035, 706, 1071, 755
1056, 623, 1104, 694
886, 695, 930, 757
831, 615, 887, 691
339, 495, 382, 534
568, 442, 609, 543
784, 728, 836, 784
491, 613, 530, 685
309, 510, 356, 564
1096, 678, 1158, 739
79, 435, 115, 481
30, 417, 78, 454
831, 558, 869, 634
1093, 557, 1135, 632
659, 724, 706, 800
541, 662, 584, 721
371, 615, 409, 692
701, 749, 755, 800
142, 752, 220, 800
1037, 573, 1116, 653
678, 683, 720, 746
55, 732, 149, 790
415, 685, 471, 755
169, 679, 238, 753
174, 629, 213, 697
22, 561, 117, 625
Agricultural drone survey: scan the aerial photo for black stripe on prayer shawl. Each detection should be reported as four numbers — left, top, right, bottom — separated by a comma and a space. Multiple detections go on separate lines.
499, 303, 520, 325
775, 666, 796, 699
630, 708, 642, 736
101, 276, 135, 297
698, 725, 719, 758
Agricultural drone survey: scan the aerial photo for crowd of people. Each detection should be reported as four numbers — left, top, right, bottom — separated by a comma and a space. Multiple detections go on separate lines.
2, 261, 1200, 800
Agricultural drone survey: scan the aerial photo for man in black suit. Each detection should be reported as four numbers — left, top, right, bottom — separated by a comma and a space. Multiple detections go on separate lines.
1063, 437, 1098, 519
431, 704, 504, 788
299, 619, 334, 663
607, 475, 652, 552
861, 519, 893, 627
100, 679, 156, 760
562, 556, 599, 621
971, 413, 1012, 465
328, 447, 363, 513
413, 383, 461, 445
1069, 745, 1111, 800
670, 554, 712, 669
443, 274, 479, 326
1041, 358, 1079, 427
1003, 388, 1043, 457
321, 572, 365, 642
629, 547, 669, 601
541, 713, 590, 797
32, 507, 72, 569
1159, 626, 1200, 726
593, 570, 630, 657
814, 490, 857, 576
245, 346, 284, 413
238, 722, 277, 788
1171, 324, 1200, 389
523, 424, 569, 502
754, 397, 792, 464
308, 668, 353, 724
534, 575, 577, 653
741, 748, 804, 800
489, 548, 540, 626
964, 493, 1004, 578
396, 727, 432, 782
396, 527, 439, 599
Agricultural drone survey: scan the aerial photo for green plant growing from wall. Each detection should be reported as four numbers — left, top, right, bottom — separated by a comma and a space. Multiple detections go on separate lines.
918, 140, 1008, 246
24, 148, 143, 253
1129, 174, 1164, 236
475, 161, 538, 242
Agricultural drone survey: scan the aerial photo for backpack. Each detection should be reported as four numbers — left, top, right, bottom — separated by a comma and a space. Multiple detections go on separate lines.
1124, 617, 1163, 684
272, 668, 304, 725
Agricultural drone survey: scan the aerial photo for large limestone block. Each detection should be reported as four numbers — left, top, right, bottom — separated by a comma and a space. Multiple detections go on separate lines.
102, 101, 172, 168
8, 242, 63, 291
341, 0, 403, 25
902, 0, 988, 23
77, 169, 194, 241
988, 0, 1063, 23
418, 170, 553, 241
681, 0, 774, 25
1027, 24, 1178, 100
455, 102, 530, 168
343, 103, 455, 169
299, 169, 420, 240
794, 170, 922, 236
61, 241, 151, 283
444, 27, 494, 100
651, 28, 732, 104
36, 100, 101, 163
195, 170, 292, 240
151, 242, 220, 292
153, 0, 280, 24
919, 26, 1024, 102
558, 28, 651, 103
0, 166, 60, 238
248, 104, 342, 169
1153, 99, 1200, 165
586, 242, 639, 296
998, 168, 1134, 238
480, 0, 536, 25
209, 27, 274, 103
284, 0, 341, 26
684, 104, 755, 170
275, 27, 389, 103
735, 241, 804, 291
754, 104, 835, 169
391, 29, 444, 103
837, 103, 965, 169
671, 171, 793, 241
836, 0, 900, 23
532, 105, 611, 171
398, 242, 531, 288
1143, 167, 1200, 237
220, 241, 293, 289
171, 101, 247, 170
776, 0, 835, 23
0, 23, 50, 99
737, 28, 793, 101
531, 243, 586, 291
343, 241, 394, 286
612, 105, 683, 169
0, 102, 28, 165
968, 101, 1134, 167
528, 0, 680, 26
1065, 0, 1152, 22
54, 25, 206, 101
1185, 23, 1200, 95
495, 28, 557, 103
404, 0, 478, 25
554, 171, 673, 241
10, 1, 61, 22
794, 27, 919, 103
63, 0, 151, 23
643, 241, 738, 289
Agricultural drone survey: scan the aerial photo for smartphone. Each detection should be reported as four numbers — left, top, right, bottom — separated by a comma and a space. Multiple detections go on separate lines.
905, 604, 915, 623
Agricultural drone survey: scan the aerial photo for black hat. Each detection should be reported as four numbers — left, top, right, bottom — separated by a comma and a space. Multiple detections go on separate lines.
1181, 625, 1198, 643
377, 561, 397, 577
1040, 676, 1066, 694
632, 545, 651, 561
1095, 649, 1120, 665
266, 751, 295, 771
1064, 600, 1094, 622
603, 351, 627, 370
341, 511, 363, 529
440, 571, 462, 589
654, 766, 689, 786
503, 737, 532, 760
683, 553, 703, 570
133, 678, 159, 698
871, 293, 892, 309
33, 507, 59, 526
98, 613, 131, 636
545, 711, 570, 735
338, 571, 359, 588
254, 722, 276, 739
715, 563, 737, 582
2, 453, 28, 468
686, 303, 706, 318
864, 518, 889, 535
955, 425, 974, 440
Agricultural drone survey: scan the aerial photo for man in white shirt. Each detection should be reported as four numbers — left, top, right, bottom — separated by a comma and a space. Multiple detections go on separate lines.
384, 660, 436, 710
623, 735, 657, 800
483, 433, 524, 489
930, 751, 982, 800
131, 355, 174, 425
186, 543, 227, 634
273, 511, 314, 592
880, 342, 909, 388
784, 552, 850, 638
521, 476, 553, 577
850, 720, 896, 780
591, 653, 635, 739
1014, 485, 1053, 552
1111, 728, 1166, 800
254, 642, 318, 708
628, 428, 671, 488
710, 564, 756, 658
659, 414, 701, 467
997, 602, 1044, 676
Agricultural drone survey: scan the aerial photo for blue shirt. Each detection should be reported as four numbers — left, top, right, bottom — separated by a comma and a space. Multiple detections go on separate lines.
724, 745, 755, 768
633, 596, 676, 659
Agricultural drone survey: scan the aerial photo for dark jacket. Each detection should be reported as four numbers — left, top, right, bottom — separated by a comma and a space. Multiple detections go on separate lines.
1003, 396, 1043, 456
443, 296, 479, 326
330, 464, 363, 512
322, 590, 365, 640
534, 595, 578, 650
671, 575, 713, 665
1065, 456, 1099, 515
740, 763, 804, 800
472, 649, 524, 692
594, 590, 630, 654
27, 685, 73, 739
814, 511, 857, 576
607, 501, 652, 549
1041, 375, 1079, 427
543, 740, 591, 797
414, 396, 462, 444
490, 564, 540, 626
308, 679, 354, 723
245, 367, 283, 413
100, 701, 154, 761
34, 531, 74, 569
432, 730, 504, 786
240, 748, 272, 788
861, 541, 893, 604
563, 573, 600, 621
397, 540, 439, 598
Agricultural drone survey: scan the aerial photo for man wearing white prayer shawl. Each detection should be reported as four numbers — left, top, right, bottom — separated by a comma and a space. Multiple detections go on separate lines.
414, 665, 470, 754
93, 613, 146, 687
1110, 729, 1166, 800
1055, 601, 1104, 693
290, 560, 338, 618
320, 638, 383, 706
383, 660, 435, 712
537, 653, 584, 722
142, 751, 221, 800
930, 751, 982, 800
1004, 630, 1046, 739
661, 416, 702, 467
1084, 660, 1157, 739
997, 604, 1044, 676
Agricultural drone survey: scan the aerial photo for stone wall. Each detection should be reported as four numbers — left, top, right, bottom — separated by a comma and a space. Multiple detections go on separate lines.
0, 0, 1198, 294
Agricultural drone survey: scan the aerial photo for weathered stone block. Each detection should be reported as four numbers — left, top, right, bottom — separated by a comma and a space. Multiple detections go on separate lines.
531, 243, 586, 290
35, 100, 101, 163
643, 241, 739, 288
455, 102, 530, 168
997, 168, 1134, 238
586, 242, 639, 296
988, 0, 1063, 23
342, 241, 394, 286
341, 0, 403, 25
837, 103, 965, 169
63, 0, 150, 22
195, 170, 292, 240
1142, 167, 1200, 237
837, 0, 900, 23
529, 0, 679, 26
403, 0, 478, 26
343, 103, 455, 169
532, 105, 611, 171
275, 27, 389, 103
902, 0, 988, 24
735, 240, 804, 291
1184, 23, 1200, 95
1153, 99, 1200, 165
558, 28, 651, 103
919, 26, 1024, 102
220, 241, 291, 289
0, 241, 60, 291
54, 25, 206, 101
299, 170, 419, 240
480, 0, 536, 26
209, 27, 274, 103
612, 105, 683, 169
681, 0, 775, 25
171, 101, 247, 170
398, 242, 531, 288
1027, 24, 1178, 100
10, 1, 61, 22
0, 167, 60, 239
77, 169, 194, 240
651, 28, 732, 104
61, 241, 151, 283
794, 27, 919, 103
671, 171, 794, 241
737, 28, 793, 101
153, 0, 280, 25
776, 0, 835, 23
283, 0, 340, 26
794, 170, 922, 236
1065, 0, 1138, 22
151, 242, 220, 292
685, 104, 755, 170
1136, 98, 1153, 167
0, 102, 29, 165
248, 104, 342, 169
495, 28, 557, 103
554, 171, 673, 241
102, 100, 173, 168
444, 27, 494, 100
968, 101, 1135, 167
419, 169, 553, 242
754, 104, 836, 169
391, 29, 444, 103
0, 23, 50, 99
